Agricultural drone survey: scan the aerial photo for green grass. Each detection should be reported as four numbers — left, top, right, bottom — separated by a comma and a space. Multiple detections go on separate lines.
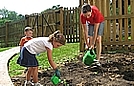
128, 36, 131, 40
9, 54, 26, 76
9, 43, 80, 77
0, 47, 12, 52
122, 36, 131, 40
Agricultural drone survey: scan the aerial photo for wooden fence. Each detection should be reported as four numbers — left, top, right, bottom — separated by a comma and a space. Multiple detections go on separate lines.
0, 7, 80, 47
0, 19, 25, 47
63, 7, 81, 43
0, 25, 6, 47
79, 0, 134, 52
0, 0, 134, 53
25, 7, 80, 43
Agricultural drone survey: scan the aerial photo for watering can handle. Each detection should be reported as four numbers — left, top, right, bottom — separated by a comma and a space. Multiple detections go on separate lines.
88, 47, 92, 50
84, 47, 93, 53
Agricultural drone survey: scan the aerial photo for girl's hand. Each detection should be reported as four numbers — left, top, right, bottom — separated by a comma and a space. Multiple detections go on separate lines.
36, 53, 40, 56
55, 69, 60, 78
85, 43, 90, 50
90, 44, 94, 49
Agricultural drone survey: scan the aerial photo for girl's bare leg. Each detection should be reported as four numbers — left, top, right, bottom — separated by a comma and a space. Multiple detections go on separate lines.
32, 67, 38, 83
26, 67, 33, 81
96, 36, 102, 61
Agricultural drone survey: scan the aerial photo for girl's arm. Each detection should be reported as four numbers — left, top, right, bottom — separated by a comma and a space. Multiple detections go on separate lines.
82, 24, 89, 47
46, 47, 57, 69
93, 23, 100, 45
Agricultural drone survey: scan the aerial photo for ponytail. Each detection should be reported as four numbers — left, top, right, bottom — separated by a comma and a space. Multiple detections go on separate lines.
48, 30, 66, 45
48, 30, 60, 42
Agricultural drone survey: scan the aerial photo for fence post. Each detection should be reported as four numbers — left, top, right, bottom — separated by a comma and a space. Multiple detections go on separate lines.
131, 0, 134, 51
79, 25, 85, 52
5, 22, 9, 47
79, 0, 83, 7
79, 0, 90, 7
59, 7, 63, 33
90, 0, 95, 5
25, 14, 30, 27
78, 7, 85, 52
83, 0, 90, 4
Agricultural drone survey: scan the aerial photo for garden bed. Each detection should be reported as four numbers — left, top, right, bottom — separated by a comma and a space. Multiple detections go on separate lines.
12, 53, 134, 86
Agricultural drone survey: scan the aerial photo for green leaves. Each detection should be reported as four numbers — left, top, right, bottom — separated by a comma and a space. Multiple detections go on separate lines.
41, 5, 61, 13
0, 7, 24, 26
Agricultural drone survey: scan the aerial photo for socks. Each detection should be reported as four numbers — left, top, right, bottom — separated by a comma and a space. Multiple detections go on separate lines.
24, 80, 34, 85
34, 82, 43, 86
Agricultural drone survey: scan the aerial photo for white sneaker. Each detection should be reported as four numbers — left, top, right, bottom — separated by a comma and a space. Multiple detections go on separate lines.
24, 80, 34, 86
34, 82, 43, 86
92, 59, 101, 67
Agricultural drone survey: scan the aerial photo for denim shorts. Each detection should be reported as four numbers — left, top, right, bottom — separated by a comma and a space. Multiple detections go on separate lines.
87, 21, 104, 36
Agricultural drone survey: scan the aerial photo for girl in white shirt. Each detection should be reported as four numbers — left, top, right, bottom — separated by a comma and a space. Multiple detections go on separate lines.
18, 30, 66, 86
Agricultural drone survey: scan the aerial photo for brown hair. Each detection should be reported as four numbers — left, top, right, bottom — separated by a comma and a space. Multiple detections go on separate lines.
82, 4, 91, 13
48, 30, 66, 45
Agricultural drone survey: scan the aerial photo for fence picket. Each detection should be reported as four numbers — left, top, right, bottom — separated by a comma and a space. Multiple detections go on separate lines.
131, 0, 134, 51
0, 0, 134, 52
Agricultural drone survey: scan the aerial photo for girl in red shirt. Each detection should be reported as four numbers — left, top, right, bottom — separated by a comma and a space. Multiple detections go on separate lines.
80, 4, 105, 66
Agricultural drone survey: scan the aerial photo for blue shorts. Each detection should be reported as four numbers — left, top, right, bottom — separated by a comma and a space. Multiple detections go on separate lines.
88, 21, 104, 36
17, 47, 39, 67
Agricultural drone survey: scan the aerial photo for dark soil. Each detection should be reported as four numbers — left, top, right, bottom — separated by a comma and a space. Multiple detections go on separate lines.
11, 53, 134, 86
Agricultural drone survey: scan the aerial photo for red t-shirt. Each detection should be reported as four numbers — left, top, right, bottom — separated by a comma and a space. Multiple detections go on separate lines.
80, 6, 104, 24
19, 36, 33, 46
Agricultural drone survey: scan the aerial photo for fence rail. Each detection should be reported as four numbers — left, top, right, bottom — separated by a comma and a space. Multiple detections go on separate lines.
0, 0, 134, 52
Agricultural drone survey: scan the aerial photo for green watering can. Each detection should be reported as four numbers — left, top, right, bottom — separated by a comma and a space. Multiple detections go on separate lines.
83, 49, 96, 66
51, 74, 61, 85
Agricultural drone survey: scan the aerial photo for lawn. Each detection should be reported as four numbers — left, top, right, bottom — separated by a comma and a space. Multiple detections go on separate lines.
9, 43, 80, 77
0, 47, 12, 52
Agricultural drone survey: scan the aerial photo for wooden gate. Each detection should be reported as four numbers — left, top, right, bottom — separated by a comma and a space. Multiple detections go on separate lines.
26, 8, 62, 37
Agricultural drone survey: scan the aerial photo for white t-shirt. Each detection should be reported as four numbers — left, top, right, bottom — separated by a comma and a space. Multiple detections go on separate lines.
24, 37, 53, 54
